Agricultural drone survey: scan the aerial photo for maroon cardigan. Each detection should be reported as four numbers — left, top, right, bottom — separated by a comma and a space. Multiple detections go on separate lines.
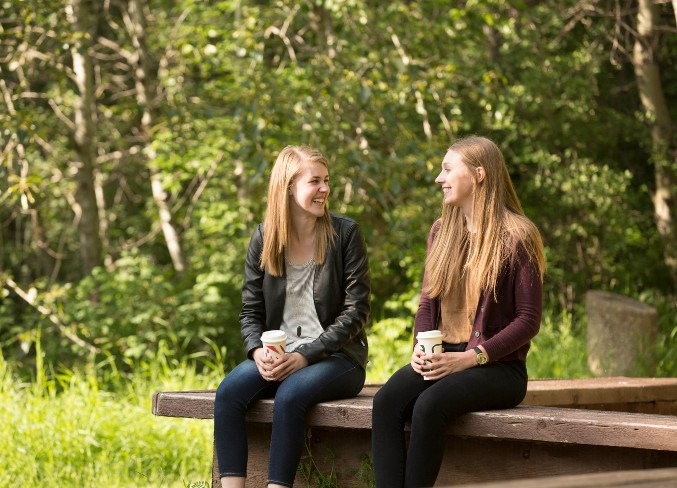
413, 220, 543, 363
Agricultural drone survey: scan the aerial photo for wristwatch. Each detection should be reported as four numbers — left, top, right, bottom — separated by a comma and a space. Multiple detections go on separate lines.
473, 346, 488, 365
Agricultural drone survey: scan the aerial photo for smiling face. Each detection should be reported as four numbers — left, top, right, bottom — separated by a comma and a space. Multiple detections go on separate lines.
435, 150, 478, 215
289, 160, 330, 219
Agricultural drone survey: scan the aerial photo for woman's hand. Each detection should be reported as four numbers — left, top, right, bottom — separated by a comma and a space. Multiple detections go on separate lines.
270, 352, 309, 381
410, 348, 428, 375
420, 349, 477, 381
252, 347, 276, 381
410, 347, 469, 379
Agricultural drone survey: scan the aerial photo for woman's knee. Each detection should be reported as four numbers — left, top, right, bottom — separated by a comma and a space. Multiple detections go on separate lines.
373, 375, 413, 419
410, 392, 447, 428
214, 379, 236, 415
373, 385, 394, 414
214, 370, 254, 416
272, 383, 311, 417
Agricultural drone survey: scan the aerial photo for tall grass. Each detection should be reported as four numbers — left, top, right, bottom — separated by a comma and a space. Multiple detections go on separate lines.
0, 337, 222, 487
527, 307, 589, 379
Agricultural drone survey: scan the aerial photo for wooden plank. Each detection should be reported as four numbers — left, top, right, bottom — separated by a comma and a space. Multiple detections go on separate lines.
549, 401, 677, 415
369, 378, 677, 413
446, 406, 677, 452
451, 466, 677, 487
211, 427, 677, 488
154, 391, 677, 452
152, 390, 376, 422
524, 377, 677, 410
437, 438, 677, 487
152, 390, 215, 419
152, 377, 677, 421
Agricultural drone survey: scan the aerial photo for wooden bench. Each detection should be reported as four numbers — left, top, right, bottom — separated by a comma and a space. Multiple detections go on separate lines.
152, 377, 677, 487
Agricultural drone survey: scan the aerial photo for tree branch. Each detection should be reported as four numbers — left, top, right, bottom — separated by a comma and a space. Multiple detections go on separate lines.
2, 276, 100, 354
48, 99, 76, 131
0, 75, 16, 115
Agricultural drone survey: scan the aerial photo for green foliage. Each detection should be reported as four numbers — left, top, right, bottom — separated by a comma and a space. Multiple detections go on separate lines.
366, 317, 413, 383
366, 289, 420, 382
528, 307, 590, 379
1, 0, 676, 382
298, 434, 338, 488
527, 156, 668, 309
640, 291, 677, 377
355, 452, 376, 488
2, 252, 244, 374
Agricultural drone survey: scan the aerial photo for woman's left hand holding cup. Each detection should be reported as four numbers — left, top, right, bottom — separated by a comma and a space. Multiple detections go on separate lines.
253, 347, 276, 381
410, 348, 428, 375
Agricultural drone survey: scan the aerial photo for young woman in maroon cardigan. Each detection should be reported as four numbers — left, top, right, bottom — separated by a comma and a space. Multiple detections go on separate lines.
371, 136, 546, 488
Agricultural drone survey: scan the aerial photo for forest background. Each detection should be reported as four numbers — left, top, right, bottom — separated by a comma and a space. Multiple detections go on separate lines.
1, 0, 676, 486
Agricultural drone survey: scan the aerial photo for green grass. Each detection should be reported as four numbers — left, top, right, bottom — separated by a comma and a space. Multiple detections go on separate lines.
0, 345, 217, 487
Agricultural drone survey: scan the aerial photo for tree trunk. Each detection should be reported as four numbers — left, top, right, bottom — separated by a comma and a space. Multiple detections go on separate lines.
311, 3, 335, 57
67, 0, 102, 275
127, 0, 187, 273
633, 0, 677, 287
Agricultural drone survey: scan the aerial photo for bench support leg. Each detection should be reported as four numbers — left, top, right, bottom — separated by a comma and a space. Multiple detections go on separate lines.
212, 438, 221, 488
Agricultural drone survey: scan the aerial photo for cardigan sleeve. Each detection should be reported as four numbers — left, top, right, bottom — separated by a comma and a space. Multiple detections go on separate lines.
479, 244, 543, 362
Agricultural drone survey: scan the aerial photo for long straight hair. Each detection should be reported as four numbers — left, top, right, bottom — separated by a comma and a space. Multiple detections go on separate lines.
425, 136, 545, 300
260, 146, 335, 276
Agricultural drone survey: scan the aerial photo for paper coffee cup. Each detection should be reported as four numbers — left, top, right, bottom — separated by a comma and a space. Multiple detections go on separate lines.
416, 330, 443, 380
261, 330, 287, 360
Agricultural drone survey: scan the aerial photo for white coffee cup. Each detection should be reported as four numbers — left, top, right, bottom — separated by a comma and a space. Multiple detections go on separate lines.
416, 330, 444, 380
261, 330, 287, 360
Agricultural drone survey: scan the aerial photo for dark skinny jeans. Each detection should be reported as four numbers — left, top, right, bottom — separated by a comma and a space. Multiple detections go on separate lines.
371, 343, 527, 488
214, 352, 365, 487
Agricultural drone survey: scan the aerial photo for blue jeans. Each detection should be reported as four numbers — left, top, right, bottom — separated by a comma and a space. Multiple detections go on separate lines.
214, 352, 365, 487
371, 343, 528, 488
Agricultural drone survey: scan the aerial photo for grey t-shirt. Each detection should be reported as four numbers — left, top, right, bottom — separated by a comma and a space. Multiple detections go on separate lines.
280, 259, 324, 353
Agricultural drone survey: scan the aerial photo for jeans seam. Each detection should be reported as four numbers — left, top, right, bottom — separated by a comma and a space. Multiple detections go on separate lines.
220, 471, 247, 477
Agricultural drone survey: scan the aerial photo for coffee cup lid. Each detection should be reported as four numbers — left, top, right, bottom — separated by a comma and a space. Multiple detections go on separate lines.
261, 330, 287, 342
416, 330, 443, 339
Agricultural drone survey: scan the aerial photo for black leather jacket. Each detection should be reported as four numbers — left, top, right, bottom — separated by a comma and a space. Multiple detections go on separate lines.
240, 213, 370, 368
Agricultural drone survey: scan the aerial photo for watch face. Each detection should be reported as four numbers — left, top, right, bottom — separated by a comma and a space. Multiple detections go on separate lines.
477, 353, 488, 365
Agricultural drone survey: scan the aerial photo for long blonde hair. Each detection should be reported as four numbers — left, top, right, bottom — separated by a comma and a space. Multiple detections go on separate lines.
260, 145, 335, 276
426, 136, 545, 300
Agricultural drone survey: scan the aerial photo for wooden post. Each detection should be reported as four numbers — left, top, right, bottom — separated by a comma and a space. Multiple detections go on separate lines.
586, 291, 658, 376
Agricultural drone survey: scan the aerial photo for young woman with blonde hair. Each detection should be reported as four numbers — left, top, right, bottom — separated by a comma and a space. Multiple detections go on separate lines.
372, 136, 545, 488
214, 146, 370, 488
